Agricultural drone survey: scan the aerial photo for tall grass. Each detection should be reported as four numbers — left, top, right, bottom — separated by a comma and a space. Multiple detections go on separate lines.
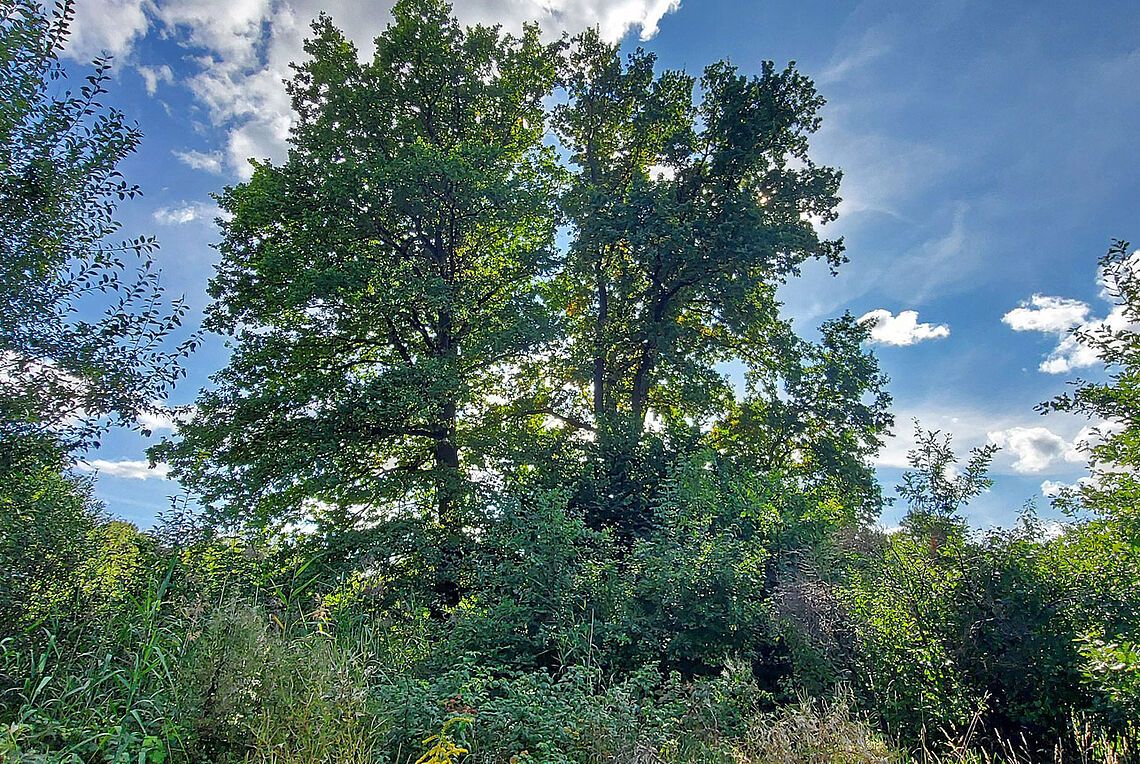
0, 567, 189, 762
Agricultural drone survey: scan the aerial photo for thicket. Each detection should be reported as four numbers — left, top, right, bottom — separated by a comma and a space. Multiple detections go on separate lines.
2, 0, 1138, 762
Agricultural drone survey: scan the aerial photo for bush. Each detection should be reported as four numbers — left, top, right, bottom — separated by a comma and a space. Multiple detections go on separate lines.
183, 603, 384, 763
0, 441, 99, 633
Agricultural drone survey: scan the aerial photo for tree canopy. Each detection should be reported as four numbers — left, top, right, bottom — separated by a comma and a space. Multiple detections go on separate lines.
162, 0, 885, 552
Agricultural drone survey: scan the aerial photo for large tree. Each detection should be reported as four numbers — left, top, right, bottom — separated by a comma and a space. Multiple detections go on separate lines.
543, 31, 845, 533
550, 33, 843, 435
160, 0, 563, 597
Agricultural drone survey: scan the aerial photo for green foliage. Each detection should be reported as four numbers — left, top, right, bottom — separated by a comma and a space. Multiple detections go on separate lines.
819, 427, 1140, 757
621, 453, 778, 672
1041, 240, 1140, 529
1077, 632, 1140, 721
547, 30, 851, 536
713, 313, 894, 529
0, 439, 98, 632
0, 571, 190, 763
158, 0, 568, 613
159, 0, 562, 539
897, 425, 996, 526
372, 659, 764, 763
551, 32, 843, 438
5, 0, 1140, 761
0, 0, 190, 454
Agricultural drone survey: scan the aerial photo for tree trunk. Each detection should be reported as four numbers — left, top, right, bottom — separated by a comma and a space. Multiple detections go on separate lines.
434, 292, 463, 610
592, 252, 608, 423
433, 413, 462, 607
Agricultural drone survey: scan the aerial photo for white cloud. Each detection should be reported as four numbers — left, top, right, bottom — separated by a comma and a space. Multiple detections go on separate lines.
137, 64, 174, 95
1047, 305, 1139, 374
1004, 294, 1138, 374
1038, 333, 1099, 375
67, 0, 151, 61
172, 149, 225, 175
78, 460, 171, 480
820, 25, 891, 83
859, 309, 950, 346
1040, 479, 1075, 497
1002, 294, 1090, 333
1004, 250, 1140, 374
629, 0, 680, 40
138, 407, 179, 433
986, 426, 1084, 474
153, 202, 220, 225
112, 0, 683, 177
875, 406, 1100, 481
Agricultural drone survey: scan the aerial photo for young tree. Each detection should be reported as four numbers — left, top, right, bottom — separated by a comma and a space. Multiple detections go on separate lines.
0, 0, 190, 465
0, 0, 189, 645
1042, 240, 1140, 528
160, 0, 563, 601
713, 313, 894, 527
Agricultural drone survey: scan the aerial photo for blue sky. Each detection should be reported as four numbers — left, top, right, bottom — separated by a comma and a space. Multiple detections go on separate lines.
61, 0, 1140, 530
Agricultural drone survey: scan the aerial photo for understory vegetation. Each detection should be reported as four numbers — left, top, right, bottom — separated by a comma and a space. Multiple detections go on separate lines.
2, 0, 1139, 761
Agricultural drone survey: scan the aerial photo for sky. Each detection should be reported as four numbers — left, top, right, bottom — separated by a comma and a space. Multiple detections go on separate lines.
58, 0, 1140, 530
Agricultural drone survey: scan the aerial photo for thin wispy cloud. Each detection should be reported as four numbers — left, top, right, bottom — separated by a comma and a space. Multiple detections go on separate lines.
173, 149, 224, 175
153, 202, 220, 225
136, 64, 173, 95
820, 25, 892, 83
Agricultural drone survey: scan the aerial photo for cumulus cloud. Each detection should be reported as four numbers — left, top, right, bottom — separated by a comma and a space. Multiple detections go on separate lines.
67, 0, 150, 61
1038, 332, 1099, 374
173, 149, 225, 174
986, 426, 1084, 474
1004, 295, 1136, 374
78, 460, 171, 480
1002, 294, 1090, 333
153, 202, 221, 225
1005, 250, 1140, 374
874, 406, 1105, 482
89, 0, 683, 177
859, 309, 950, 346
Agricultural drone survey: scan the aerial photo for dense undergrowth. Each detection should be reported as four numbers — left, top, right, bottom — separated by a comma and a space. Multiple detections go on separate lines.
2, 444, 1139, 763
